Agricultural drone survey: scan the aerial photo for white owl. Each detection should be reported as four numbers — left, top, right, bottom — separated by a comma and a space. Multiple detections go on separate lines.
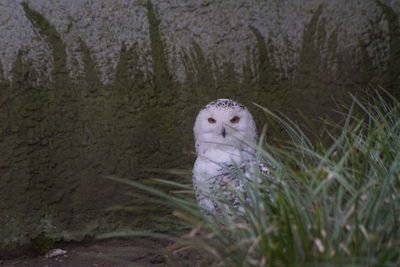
192, 99, 270, 215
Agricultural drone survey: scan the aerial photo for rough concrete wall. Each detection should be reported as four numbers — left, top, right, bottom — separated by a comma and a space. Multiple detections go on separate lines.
0, 0, 399, 249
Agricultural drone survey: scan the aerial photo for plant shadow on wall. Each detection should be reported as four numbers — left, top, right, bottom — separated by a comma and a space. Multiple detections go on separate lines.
0, 0, 399, 251
105, 91, 400, 266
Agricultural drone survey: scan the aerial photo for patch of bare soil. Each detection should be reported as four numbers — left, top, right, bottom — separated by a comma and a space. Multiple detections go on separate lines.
0, 237, 211, 267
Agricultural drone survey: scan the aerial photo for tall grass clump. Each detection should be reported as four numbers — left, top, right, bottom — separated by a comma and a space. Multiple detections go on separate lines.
107, 92, 400, 266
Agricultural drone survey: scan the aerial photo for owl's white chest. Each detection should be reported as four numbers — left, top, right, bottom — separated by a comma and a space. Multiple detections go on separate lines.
194, 145, 243, 178
193, 144, 252, 212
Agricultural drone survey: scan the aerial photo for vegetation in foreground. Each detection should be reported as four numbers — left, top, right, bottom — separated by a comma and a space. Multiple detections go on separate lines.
107, 91, 400, 266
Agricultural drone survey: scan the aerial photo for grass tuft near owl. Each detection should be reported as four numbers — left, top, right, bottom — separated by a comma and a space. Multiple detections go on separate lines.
192, 99, 270, 215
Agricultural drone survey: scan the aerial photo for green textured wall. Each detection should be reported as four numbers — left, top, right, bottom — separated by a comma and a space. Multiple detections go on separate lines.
0, 0, 399, 250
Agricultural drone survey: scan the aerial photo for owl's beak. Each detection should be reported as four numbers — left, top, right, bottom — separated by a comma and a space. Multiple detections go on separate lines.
221, 127, 226, 138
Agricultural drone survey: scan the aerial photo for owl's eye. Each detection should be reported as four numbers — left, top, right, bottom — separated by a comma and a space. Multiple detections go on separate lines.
230, 116, 240, 123
208, 117, 216, 123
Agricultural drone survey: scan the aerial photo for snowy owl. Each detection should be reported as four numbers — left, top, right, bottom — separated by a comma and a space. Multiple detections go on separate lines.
192, 99, 270, 215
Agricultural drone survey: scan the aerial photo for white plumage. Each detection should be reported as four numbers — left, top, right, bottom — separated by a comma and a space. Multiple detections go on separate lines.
192, 99, 269, 214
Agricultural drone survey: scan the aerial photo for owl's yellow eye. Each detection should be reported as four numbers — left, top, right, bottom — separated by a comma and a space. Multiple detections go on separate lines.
208, 117, 216, 123
230, 116, 240, 123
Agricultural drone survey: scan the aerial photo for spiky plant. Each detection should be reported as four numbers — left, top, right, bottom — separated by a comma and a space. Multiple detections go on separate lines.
106, 91, 400, 266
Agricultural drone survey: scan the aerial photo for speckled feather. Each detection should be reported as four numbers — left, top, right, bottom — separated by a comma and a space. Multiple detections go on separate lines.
205, 99, 246, 110
193, 160, 271, 215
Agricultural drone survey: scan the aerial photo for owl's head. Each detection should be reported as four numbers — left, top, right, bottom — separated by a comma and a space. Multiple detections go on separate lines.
193, 99, 258, 154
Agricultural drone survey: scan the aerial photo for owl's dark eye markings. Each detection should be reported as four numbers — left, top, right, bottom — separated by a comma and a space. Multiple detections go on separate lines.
230, 116, 240, 123
208, 117, 216, 123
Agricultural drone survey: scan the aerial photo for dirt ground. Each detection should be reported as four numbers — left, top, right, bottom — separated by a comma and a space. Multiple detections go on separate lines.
0, 237, 210, 267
